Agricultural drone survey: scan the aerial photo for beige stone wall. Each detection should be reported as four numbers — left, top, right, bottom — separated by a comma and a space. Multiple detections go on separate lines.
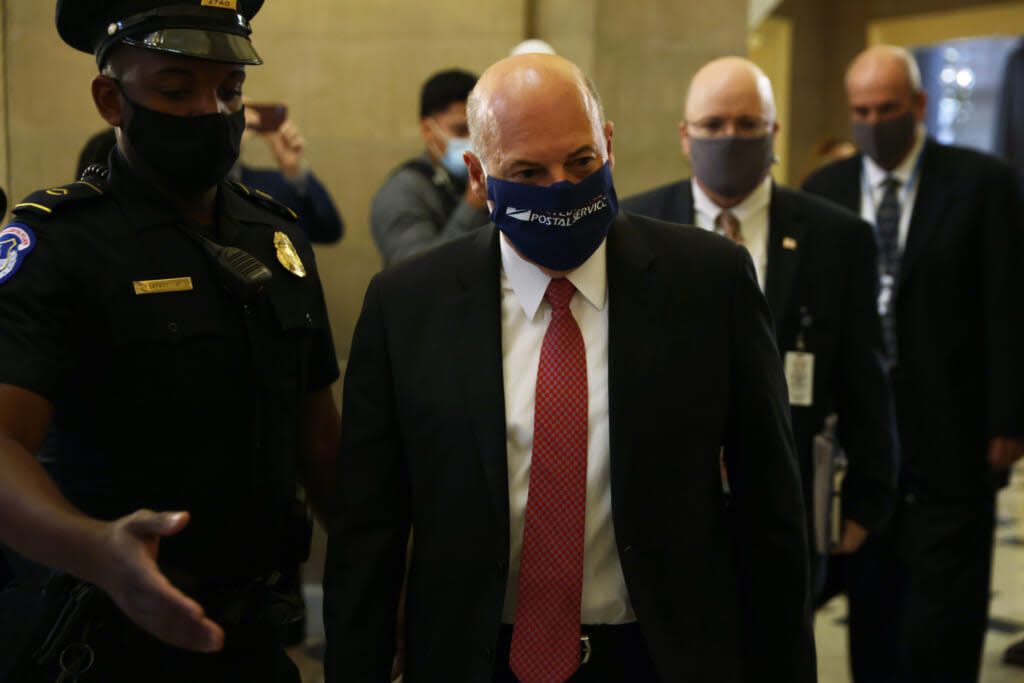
5, 2, 98, 204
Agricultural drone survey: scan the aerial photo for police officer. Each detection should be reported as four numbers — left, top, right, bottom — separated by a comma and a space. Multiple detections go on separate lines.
0, 2, 340, 681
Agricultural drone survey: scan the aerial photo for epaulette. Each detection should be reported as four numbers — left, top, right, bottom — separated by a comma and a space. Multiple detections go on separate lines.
12, 178, 106, 218
228, 181, 298, 222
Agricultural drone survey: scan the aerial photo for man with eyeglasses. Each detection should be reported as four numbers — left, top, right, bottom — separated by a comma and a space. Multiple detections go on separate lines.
370, 69, 491, 267
624, 56, 897, 599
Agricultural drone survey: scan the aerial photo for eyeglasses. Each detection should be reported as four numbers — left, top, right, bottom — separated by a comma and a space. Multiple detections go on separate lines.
686, 116, 773, 139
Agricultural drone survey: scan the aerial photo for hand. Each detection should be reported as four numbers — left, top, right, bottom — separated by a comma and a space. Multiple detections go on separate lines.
988, 436, 1024, 471
835, 519, 869, 554
95, 510, 224, 652
265, 119, 307, 178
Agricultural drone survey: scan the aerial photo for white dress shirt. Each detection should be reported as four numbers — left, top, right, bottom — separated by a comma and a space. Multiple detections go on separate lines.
859, 127, 926, 250
692, 176, 772, 290
498, 235, 635, 625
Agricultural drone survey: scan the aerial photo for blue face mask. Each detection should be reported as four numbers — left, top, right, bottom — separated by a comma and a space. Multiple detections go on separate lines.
487, 162, 619, 271
440, 136, 473, 180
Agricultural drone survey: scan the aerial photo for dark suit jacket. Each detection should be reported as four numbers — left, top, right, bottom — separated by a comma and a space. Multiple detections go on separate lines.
622, 181, 897, 536
803, 139, 1024, 498
324, 214, 816, 682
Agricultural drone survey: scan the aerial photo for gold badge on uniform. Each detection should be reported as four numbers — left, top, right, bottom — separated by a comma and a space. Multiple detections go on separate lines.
782, 236, 798, 250
274, 232, 306, 278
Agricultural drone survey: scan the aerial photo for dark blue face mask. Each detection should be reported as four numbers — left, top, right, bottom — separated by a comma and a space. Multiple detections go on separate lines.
487, 162, 619, 271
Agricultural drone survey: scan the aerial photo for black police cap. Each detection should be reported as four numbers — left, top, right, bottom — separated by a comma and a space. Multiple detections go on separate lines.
56, 0, 265, 69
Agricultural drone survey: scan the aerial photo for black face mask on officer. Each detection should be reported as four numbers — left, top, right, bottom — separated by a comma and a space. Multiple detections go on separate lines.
116, 82, 245, 194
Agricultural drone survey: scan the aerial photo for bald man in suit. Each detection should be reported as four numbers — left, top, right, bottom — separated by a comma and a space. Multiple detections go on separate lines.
803, 45, 1024, 682
624, 57, 897, 600
325, 54, 816, 683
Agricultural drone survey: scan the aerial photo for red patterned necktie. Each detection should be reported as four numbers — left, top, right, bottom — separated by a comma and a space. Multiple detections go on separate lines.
510, 277, 588, 683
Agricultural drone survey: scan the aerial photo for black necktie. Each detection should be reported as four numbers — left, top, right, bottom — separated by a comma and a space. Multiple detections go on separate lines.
875, 176, 901, 364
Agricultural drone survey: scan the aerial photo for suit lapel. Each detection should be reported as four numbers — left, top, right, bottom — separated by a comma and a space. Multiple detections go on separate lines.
899, 140, 949, 290
676, 180, 696, 224
764, 185, 806, 322
453, 228, 510, 529
606, 214, 660, 515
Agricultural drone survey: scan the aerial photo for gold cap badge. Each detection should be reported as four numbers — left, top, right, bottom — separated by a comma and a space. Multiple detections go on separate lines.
274, 232, 306, 278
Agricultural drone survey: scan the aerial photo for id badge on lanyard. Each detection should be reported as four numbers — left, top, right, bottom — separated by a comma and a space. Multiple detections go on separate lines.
785, 306, 814, 407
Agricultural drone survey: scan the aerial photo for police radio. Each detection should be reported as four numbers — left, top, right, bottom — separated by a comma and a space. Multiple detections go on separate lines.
194, 234, 273, 302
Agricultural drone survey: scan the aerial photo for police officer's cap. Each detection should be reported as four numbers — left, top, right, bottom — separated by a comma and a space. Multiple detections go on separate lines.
56, 0, 264, 69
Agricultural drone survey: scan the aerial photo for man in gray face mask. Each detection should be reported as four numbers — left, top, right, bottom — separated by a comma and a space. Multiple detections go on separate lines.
804, 45, 1024, 683
623, 54, 897, 614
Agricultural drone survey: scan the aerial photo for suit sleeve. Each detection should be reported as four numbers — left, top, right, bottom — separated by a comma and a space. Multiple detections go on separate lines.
835, 219, 898, 532
982, 162, 1024, 439
323, 276, 410, 683
720, 248, 816, 683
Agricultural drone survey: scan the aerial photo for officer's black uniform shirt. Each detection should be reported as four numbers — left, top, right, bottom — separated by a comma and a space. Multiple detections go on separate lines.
0, 150, 339, 580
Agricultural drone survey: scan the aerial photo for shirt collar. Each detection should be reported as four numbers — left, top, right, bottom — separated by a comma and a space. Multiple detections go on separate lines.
863, 124, 926, 189
692, 174, 772, 225
499, 233, 608, 321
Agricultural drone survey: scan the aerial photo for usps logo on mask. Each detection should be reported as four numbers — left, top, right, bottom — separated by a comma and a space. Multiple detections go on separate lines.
506, 208, 534, 222
505, 195, 609, 228
0, 223, 36, 284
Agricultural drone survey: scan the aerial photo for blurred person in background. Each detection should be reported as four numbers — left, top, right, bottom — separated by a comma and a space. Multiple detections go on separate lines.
369, 68, 489, 267
804, 44, 1024, 683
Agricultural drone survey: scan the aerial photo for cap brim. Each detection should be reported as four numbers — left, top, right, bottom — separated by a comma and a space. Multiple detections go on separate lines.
123, 28, 262, 65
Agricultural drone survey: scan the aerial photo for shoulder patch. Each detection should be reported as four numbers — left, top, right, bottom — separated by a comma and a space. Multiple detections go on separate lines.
0, 223, 36, 284
228, 181, 298, 222
12, 180, 105, 218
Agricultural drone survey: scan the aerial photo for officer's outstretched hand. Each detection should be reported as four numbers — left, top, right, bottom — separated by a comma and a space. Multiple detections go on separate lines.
96, 509, 224, 653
